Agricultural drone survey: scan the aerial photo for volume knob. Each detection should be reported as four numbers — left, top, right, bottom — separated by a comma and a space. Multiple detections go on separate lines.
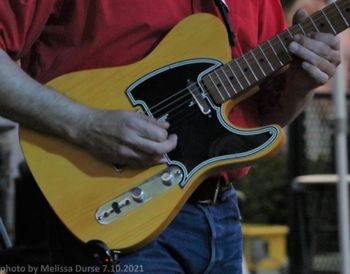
131, 187, 145, 203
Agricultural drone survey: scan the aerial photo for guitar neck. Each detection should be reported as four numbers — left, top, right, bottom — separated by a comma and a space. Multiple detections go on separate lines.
203, 0, 350, 104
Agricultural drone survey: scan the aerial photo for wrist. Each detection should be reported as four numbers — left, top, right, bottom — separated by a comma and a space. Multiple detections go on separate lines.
61, 105, 96, 145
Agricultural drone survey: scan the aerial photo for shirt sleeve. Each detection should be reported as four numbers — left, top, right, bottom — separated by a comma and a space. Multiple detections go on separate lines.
258, 0, 287, 43
0, 0, 59, 60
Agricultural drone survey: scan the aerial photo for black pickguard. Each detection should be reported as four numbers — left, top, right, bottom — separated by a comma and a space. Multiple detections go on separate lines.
126, 59, 277, 185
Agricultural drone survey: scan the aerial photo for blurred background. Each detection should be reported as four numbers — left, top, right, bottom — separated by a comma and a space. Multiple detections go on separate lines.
0, 0, 349, 273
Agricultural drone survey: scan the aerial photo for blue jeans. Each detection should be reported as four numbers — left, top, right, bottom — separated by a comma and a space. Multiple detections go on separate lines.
118, 187, 243, 274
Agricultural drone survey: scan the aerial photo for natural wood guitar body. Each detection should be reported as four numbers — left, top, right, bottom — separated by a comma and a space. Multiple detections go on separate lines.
19, 14, 285, 252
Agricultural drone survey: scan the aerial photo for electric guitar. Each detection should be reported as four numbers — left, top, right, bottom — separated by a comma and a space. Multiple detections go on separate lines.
19, 0, 350, 252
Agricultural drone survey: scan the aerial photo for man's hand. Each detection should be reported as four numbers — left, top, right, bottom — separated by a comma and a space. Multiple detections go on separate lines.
259, 8, 342, 127
77, 110, 177, 167
287, 8, 341, 93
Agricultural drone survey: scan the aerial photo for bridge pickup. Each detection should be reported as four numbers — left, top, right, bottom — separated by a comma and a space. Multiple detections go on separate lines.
187, 80, 211, 115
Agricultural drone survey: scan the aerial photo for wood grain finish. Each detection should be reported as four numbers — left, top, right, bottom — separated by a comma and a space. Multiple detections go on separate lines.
19, 14, 286, 251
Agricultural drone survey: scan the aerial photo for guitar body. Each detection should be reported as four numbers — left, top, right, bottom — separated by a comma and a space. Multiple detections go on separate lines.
19, 14, 285, 251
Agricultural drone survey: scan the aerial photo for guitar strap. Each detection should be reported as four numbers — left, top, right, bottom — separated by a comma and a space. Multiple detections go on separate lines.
214, 0, 235, 48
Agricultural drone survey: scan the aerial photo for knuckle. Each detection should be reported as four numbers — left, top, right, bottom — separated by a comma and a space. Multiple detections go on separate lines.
117, 146, 129, 158
318, 44, 329, 57
333, 36, 341, 48
153, 146, 163, 154
334, 54, 341, 66
159, 130, 168, 141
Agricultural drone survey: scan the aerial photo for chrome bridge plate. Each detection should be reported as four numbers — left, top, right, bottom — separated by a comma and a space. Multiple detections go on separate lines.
96, 166, 183, 225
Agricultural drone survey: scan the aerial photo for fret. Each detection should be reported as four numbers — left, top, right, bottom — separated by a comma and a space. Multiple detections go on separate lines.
227, 63, 244, 90
276, 35, 291, 56
201, 77, 221, 104
258, 45, 274, 71
312, 9, 336, 34
208, 73, 226, 101
270, 36, 291, 65
267, 40, 284, 66
213, 70, 231, 97
204, 0, 350, 105
321, 4, 346, 33
234, 59, 251, 85
242, 55, 259, 81
297, 24, 306, 35
243, 52, 265, 79
288, 24, 303, 37
309, 16, 320, 32
334, 2, 349, 27
220, 67, 238, 94
286, 28, 294, 39
321, 9, 337, 34
250, 50, 267, 77
338, 0, 350, 25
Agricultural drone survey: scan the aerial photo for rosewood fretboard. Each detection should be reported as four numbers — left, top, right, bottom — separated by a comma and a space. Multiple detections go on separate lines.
202, 0, 350, 104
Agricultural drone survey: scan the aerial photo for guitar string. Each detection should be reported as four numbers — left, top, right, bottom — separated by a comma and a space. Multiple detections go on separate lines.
146, 7, 346, 122
151, 90, 193, 116
149, 81, 203, 112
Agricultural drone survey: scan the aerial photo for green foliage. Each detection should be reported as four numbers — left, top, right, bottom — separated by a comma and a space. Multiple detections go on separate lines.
235, 152, 289, 224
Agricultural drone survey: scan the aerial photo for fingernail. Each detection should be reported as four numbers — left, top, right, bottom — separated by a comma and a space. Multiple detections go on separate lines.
159, 156, 168, 163
302, 62, 311, 69
289, 42, 299, 52
159, 121, 169, 127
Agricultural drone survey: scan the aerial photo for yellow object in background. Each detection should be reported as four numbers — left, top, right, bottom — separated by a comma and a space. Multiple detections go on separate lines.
242, 224, 289, 273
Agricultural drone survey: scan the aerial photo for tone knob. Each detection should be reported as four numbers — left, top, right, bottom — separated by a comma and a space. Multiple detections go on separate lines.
131, 187, 145, 203
161, 172, 175, 186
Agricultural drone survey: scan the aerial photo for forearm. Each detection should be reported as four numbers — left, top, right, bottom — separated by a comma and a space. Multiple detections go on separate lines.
0, 49, 89, 142
0, 49, 177, 166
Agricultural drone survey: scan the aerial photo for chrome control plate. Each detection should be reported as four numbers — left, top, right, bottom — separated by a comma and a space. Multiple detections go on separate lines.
96, 166, 183, 225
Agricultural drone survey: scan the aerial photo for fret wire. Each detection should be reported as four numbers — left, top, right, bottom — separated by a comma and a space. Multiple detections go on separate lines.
267, 40, 284, 66
202, 78, 222, 103
214, 70, 231, 97
286, 28, 294, 38
323, 4, 346, 32
234, 59, 251, 85
208, 73, 225, 101
309, 16, 320, 32
338, 0, 350, 22
242, 55, 259, 81
250, 50, 266, 77
276, 35, 291, 58
321, 9, 337, 34
334, 2, 350, 27
258, 45, 275, 71
220, 67, 238, 94
227, 63, 244, 90
297, 24, 306, 35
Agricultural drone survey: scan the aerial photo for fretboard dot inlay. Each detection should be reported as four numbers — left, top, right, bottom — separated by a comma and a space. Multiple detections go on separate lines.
205, 0, 349, 106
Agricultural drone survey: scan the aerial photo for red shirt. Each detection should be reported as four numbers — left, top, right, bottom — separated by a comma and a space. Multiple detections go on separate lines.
0, 0, 286, 180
